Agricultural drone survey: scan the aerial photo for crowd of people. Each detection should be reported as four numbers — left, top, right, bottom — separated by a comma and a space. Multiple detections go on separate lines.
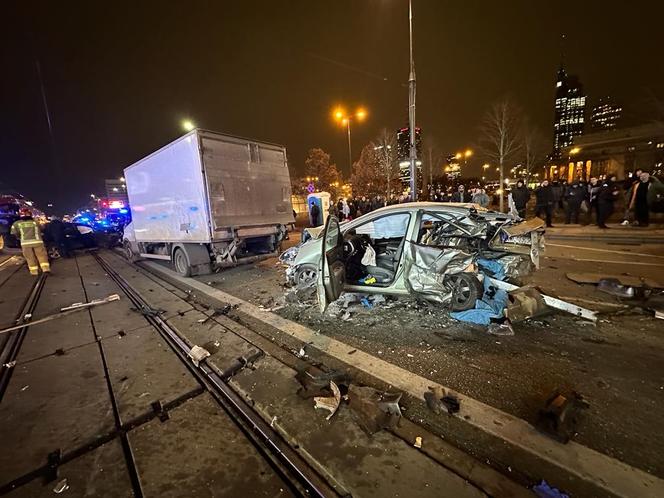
514, 169, 663, 228
310, 169, 662, 228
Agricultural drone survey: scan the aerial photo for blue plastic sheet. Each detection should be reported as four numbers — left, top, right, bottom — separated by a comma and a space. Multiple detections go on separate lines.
477, 258, 506, 280
450, 277, 509, 325
532, 480, 570, 498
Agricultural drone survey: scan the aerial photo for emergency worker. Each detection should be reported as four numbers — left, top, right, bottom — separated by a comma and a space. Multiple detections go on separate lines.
10, 209, 50, 275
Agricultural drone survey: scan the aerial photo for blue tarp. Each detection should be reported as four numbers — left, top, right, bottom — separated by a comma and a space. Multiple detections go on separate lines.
450, 277, 509, 325
477, 258, 506, 280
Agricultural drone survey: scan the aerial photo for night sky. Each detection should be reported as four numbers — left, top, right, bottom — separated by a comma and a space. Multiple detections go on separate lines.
2, 1, 663, 213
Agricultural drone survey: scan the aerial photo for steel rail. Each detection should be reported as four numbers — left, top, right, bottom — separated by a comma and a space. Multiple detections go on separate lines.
92, 252, 337, 498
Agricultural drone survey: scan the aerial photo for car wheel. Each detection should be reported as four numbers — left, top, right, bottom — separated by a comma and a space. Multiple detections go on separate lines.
446, 273, 483, 311
48, 245, 61, 259
295, 264, 317, 287
173, 248, 192, 277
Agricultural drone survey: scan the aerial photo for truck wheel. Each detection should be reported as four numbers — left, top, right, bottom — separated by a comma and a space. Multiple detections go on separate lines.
173, 248, 192, 277
447, 273, 483, 311
124, 242, 140, 263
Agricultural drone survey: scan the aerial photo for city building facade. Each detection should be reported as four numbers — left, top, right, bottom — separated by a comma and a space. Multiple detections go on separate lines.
552, 66, 587, 157
590, 97, 622, 131
396, 126, 422, 185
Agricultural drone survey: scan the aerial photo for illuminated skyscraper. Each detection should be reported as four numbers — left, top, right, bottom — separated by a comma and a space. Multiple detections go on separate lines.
552, 66, 586, 157
590, 97, 622, 131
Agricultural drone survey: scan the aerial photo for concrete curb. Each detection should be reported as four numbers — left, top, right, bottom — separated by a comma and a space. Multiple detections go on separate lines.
144, 261, 664, 498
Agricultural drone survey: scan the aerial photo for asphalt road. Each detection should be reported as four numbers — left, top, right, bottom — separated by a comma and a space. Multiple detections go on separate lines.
193, 235, 664, 480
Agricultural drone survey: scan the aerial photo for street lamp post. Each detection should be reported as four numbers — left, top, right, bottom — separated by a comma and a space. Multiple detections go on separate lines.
408, 0, 417, 201
334, 108, 367, 176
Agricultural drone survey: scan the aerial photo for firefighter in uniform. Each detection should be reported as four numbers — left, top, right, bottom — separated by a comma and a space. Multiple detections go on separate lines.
10, 209, 51, 275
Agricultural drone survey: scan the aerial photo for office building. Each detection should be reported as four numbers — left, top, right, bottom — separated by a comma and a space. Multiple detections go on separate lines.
590, 98, 622, 131
552, 66, 586, 156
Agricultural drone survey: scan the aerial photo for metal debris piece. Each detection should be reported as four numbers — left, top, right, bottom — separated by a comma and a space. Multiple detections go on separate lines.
2, 361, 16, 369
487, 321, 515, 336
53, 478, 69, 494
413, 436, 422, 448
441, 394, 460, 414
188, 345, 210, 366
597, 279, 636, 299
61, 294, 120, 311
488, 277, 597, 322
536, 391, 589, 444
313, 381, 341, 420
295, 368, 352, 399
347, 385, 403, 435
423, 386, 446, 414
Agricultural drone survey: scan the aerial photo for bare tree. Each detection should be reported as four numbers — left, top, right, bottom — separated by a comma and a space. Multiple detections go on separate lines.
372, 129, 400, 200
521, 120, 548, 184
478, 98, 524, 212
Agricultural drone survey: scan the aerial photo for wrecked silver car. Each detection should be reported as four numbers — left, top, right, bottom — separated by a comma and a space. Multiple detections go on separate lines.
284, 202, 544, 313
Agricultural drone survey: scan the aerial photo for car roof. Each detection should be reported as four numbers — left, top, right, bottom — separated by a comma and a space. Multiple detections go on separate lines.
367, 201, 486, 215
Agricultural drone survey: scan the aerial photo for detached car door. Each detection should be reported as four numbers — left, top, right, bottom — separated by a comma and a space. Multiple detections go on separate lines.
317, 215, 346, 313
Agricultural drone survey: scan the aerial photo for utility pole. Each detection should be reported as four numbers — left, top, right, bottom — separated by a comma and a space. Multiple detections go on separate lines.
408, 0, 417, 201
428, 147, 433, 187
346, 119, 353, 176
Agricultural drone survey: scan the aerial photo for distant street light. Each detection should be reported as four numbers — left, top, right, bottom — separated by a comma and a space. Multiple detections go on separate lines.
182, 120, 195, 132
333, 107, 367, 175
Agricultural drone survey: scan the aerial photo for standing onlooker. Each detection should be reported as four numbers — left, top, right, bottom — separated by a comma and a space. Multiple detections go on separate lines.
451, 185, 471, 203
511, 180, 530, 218
630, 172, 653, 227
535, 180, 555, 227
563, 179, 585, 224
341, 199, 350, 220
586, 177, 601, 225
471, 188, 490, 208
551, 181, 563, 214
309, 201, 321, 226
597, 176, 619, 228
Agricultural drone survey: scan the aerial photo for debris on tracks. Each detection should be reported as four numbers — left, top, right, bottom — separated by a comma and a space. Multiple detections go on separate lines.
347, 385, 403, 435
536, 391, 589, 444
313, 381, 341, 420
188, 345, 211, 367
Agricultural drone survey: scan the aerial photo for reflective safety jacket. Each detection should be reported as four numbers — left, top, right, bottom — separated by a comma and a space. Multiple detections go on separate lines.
10, 219, 44, 247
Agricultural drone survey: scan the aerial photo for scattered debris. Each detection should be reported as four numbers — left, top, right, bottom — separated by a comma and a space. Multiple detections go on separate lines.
21, 385, 29, 391
566, 272, 663, 289
296, 347, 307, 358
53, 478, 69, 494
2, 361, 16, 369
487, 320, 515, 336
597, 278, 642, 299
441, 394, 460, 414
347, 385, 403, 435
413, 436, 423, 448
424, 386, 446, 414
188, 345, 210, 367
295, 368, 352, 399
313, 381, 342, 420
270, 416, 277, 427
505, 286, 548, 322
536, 391, 589, 443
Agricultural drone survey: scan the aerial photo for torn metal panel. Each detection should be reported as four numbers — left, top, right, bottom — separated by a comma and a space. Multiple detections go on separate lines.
597, 279, 637, 299
403, 243, 474, 303
488, 277, 598, 322
502, 217, 545, 237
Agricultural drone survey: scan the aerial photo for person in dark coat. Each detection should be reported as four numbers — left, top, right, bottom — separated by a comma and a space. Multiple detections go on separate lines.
451, 185, 471, 203
535, 180, 555, 227
511, 180, 530, 218
630, 172, 653, 226
596, 177, 619, 228
563, 180, 585, 224
586, 177, 601, 225
309, 201, 321, 226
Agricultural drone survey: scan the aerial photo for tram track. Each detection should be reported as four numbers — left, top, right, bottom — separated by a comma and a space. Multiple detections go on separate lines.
91, 252, 337, 498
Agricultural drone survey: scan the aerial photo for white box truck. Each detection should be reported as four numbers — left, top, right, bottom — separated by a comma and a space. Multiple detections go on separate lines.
122, 129, 294, 276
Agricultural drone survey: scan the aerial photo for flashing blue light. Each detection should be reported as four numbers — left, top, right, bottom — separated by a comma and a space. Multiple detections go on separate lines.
119, 208, 128, 214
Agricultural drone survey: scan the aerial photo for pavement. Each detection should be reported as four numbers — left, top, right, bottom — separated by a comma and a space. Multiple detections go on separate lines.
0, 251, 519, 497
176, 231, 664, 497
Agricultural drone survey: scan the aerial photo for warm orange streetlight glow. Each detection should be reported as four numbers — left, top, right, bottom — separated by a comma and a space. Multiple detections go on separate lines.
570, 147, 581, 155
334, 108, 344, 121
356, 108, 367, 121
455, 153, 462, 160
465, 149, 473, 158
482, 163, 490, 170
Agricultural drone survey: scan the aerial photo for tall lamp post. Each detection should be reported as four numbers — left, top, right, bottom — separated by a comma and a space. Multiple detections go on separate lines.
408, 0, 418, 201
333, 107, 367, 176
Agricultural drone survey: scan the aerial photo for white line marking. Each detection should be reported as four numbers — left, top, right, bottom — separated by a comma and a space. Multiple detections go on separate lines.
547, 243, 664, 259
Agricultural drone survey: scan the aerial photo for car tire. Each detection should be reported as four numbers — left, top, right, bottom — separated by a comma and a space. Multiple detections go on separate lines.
295, 264, 317, 287
173, 247, 192, 277
447, 273, 483, 311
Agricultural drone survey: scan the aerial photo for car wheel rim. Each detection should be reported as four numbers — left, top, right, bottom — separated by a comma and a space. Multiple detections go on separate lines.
175, 252, 186, 273
299, 268, 316, 285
